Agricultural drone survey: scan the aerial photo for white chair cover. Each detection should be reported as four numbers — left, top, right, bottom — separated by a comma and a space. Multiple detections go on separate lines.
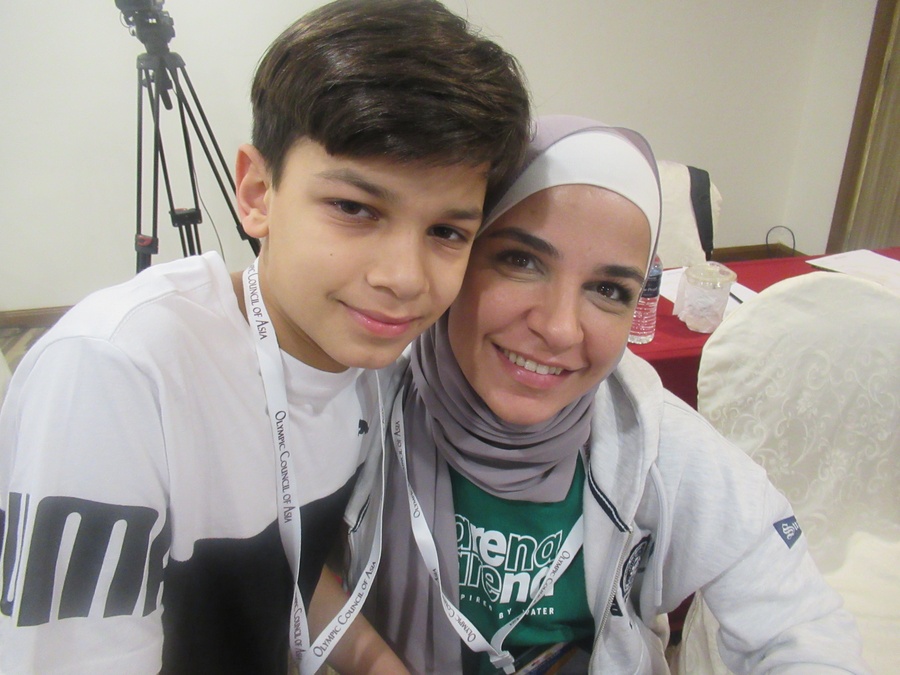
655, 160, 722, 268
0, 354, 11, 402
677, 271, 900, 674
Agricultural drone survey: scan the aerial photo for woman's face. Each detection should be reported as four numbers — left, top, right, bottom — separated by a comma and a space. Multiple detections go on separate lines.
448, 184, 651, 426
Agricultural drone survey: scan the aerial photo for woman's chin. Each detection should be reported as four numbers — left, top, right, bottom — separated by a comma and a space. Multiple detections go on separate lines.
488, 399, 562, 427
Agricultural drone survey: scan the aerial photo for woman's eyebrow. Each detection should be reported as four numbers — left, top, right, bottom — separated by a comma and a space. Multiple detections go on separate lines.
597, 264, 646, 285
485, 227, 647, 284
484, 227, 558, 257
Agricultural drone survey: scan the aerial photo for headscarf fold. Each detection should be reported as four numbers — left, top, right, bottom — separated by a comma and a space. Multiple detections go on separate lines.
373, 115, 662, 673
409, 313, 594, 502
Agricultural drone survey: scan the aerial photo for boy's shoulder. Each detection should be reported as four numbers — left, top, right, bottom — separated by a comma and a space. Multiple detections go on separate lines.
57, 253, 237, 340
31, 253, 247, 371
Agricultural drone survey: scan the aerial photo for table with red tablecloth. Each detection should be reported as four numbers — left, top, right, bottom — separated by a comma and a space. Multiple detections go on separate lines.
628, 247, 900, 409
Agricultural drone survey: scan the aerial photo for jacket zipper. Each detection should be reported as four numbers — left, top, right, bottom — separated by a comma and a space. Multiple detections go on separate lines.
596, 530, 633, 637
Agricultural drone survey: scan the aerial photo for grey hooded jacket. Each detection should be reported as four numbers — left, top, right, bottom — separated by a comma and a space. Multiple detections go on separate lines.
344, 352, 869, 674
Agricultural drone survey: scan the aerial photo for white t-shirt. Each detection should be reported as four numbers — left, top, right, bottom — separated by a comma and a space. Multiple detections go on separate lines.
0, 252, 379, 674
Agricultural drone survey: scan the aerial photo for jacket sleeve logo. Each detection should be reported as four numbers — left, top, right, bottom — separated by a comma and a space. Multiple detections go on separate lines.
773, 515, 802, 549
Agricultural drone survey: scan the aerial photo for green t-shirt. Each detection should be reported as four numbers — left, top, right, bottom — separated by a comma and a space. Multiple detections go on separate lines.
450, 459, 593, 674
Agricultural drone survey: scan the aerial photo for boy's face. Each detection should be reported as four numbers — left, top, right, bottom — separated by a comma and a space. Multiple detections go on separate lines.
236, 139, 488, 372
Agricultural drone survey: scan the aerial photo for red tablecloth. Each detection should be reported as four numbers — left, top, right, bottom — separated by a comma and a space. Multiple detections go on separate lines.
628, 247, 900, 408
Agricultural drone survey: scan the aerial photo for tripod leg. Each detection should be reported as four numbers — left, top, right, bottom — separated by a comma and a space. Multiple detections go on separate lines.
147, 63, 189, 260
171, 65, 202, 256
134, 61, 157, 273
176, 62, 260, 255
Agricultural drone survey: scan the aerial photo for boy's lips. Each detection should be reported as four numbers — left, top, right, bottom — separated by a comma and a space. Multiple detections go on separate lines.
345, 304, 418, 338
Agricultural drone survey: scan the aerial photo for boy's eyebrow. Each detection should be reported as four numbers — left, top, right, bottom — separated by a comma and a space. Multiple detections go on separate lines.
318, 168, 393, 200
316, 168, 483, 221
486, 227, 646, 284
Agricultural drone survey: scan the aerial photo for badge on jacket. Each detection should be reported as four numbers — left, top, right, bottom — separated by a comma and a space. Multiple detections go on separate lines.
773, 515, 803, 548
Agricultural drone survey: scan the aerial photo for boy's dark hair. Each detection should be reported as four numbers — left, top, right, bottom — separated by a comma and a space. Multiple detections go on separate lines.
251, 0, 531, 193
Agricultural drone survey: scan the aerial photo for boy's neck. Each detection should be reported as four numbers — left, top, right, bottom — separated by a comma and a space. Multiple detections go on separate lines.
231, 271, 248, 317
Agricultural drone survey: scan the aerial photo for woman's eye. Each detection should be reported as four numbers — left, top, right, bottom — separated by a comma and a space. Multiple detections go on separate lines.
592, 282, 634, 304
497, 250, 537, 270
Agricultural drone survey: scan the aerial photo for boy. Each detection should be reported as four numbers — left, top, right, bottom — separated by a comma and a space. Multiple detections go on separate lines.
0, 1, 531, 673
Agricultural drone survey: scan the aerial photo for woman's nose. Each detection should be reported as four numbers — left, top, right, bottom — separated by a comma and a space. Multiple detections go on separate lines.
526, 287, 583, 350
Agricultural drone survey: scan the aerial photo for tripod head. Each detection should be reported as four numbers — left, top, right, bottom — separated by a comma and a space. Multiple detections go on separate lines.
117, 0, 175, 57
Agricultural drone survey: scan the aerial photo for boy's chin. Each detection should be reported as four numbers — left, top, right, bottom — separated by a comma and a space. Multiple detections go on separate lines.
337, 346, 407, 372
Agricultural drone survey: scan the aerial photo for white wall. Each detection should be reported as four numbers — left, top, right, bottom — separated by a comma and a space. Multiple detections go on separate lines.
0, 0, 876, 312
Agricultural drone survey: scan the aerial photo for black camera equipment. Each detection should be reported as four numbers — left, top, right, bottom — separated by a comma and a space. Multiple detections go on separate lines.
116, 0, 259, 272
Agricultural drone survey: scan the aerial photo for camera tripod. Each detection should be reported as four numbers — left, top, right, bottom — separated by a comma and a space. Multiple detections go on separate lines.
121, 5, 259, 272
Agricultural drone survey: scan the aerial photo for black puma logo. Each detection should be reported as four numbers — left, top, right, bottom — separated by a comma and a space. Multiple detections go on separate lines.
358, 420, 369, 435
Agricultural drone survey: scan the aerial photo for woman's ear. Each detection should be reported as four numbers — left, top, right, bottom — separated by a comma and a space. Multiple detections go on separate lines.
235, 144, 271, 239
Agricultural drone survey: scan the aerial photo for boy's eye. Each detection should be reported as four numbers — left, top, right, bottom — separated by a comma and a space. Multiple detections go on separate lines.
429, 224, 471, 245
331, 200, 375, 219
428, 225, 475, 250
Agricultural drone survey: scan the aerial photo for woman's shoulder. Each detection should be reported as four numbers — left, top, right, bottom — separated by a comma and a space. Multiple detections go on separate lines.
630, 402, 755, 517
612, 352, 761, 479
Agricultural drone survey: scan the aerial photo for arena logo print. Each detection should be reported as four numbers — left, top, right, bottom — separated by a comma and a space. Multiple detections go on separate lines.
456, 514, 563, 607
1, 493, 169, 626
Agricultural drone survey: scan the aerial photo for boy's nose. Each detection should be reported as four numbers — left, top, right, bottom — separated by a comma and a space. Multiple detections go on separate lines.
367, 233, 428, 300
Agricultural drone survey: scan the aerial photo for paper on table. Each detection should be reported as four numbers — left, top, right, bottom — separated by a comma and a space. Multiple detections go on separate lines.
808, 250, 900, 293
660, 267, 755, 318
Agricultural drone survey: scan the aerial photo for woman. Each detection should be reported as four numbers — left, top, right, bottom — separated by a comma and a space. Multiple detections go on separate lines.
344, 116, 868, 673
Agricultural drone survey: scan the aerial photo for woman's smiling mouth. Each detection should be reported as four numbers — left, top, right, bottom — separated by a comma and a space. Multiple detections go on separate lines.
500, 347, 565, 375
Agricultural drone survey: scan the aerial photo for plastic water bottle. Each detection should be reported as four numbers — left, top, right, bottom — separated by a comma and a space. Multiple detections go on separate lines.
628, 254, 663, 344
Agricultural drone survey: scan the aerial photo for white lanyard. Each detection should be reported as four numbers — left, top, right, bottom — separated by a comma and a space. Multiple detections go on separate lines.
242, 260, 386, 675
390, 392, 584, 674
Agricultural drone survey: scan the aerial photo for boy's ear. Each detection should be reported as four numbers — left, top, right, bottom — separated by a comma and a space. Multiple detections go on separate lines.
235, 144, 272, 238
